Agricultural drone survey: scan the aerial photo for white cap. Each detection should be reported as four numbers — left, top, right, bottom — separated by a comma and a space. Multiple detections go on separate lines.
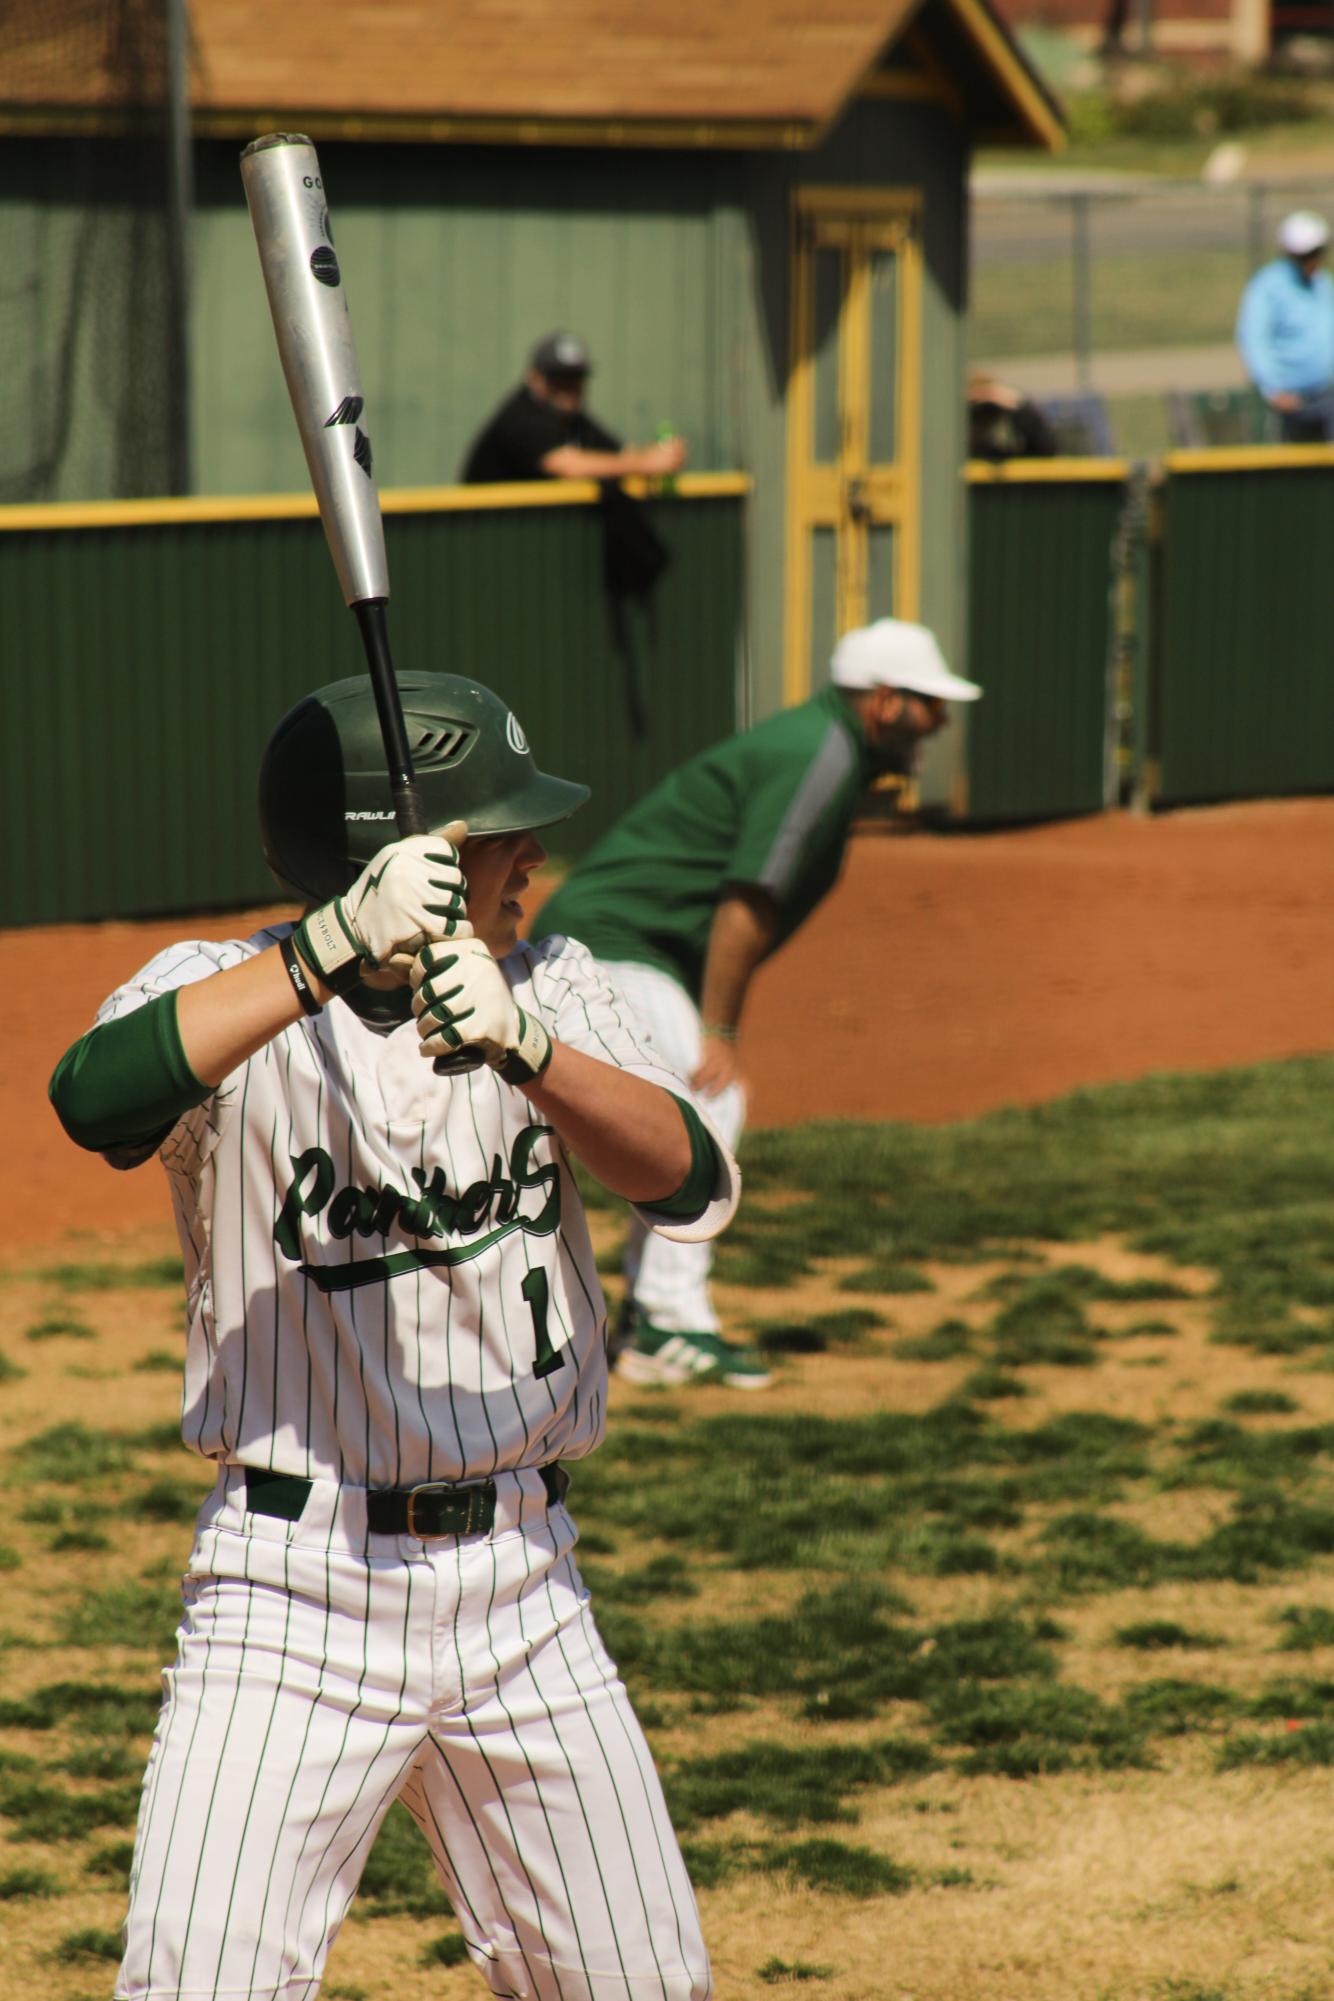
1279, 210, 1330, 257
829, 619, 982, 702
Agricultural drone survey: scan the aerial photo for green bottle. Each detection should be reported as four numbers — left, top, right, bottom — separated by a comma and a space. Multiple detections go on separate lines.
656, 420, 678, 496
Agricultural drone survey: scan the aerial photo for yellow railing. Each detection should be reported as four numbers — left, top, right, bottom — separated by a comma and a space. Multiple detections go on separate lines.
0, 471, 752, 535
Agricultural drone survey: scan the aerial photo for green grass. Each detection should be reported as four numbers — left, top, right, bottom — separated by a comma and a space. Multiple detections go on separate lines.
767, 1839, 914, 1898
1114, 1620, 1226, 1652
419, 1932, 469, 1967
758, 1960, 834, 1985
665, 1739, 937, 1831
61, 1577, 182, 1654
39, 1257, 182, 1291
57, 1740, 141, 1781
0, 1866, 58, 1898
25, 1314, 95, 1341
724, 1067, 1334, 1385
10, 1422, 136, 1484
52, 1926, 124, 1964
86, 1839, 135, 1887
969, 247, 1250, 362
0, 1778, 140, 1844
1218, 1722, 1334, 1771
895, 1318, 974, 1362
0, 1680, 159, 1734
123, 1479, 202, 1525
750, 1306, 884, 1355
580, 1552, 696, 1607
353, 1803, 450, 1919
929, 1681, 1152, 1777
1273, 1605, 1334, 1651
837, 1262, 934, 1296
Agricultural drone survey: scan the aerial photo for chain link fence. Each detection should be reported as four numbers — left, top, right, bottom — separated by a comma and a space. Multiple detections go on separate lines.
969, 176, 1334, 455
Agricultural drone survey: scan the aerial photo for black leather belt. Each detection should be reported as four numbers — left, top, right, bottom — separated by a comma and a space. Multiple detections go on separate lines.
243, 1463, 568, 1538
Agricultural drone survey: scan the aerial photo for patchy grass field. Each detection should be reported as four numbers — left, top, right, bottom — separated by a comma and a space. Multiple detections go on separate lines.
6, 1058, 1334, 1999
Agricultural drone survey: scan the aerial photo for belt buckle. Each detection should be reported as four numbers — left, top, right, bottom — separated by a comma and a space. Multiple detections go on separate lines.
405, 1481, 453, 1539
404, 1480, 493, 1539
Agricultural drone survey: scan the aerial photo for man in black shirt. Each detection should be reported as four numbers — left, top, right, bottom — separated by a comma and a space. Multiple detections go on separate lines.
967, 372, 1058, 463
462, 332, 688, 484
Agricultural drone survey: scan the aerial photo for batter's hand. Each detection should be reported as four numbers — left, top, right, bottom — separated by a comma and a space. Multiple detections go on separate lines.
293, 822, 470, 995
411, 938, 553, 1087
691, 1035, 742, 1098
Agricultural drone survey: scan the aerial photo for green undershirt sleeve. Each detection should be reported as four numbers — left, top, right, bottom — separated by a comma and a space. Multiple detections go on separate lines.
637, 1093, 722, 1224
48, 993, 210, 1158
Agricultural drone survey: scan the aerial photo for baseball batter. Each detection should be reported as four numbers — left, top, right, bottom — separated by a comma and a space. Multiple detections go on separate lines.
49, 673, 737, 2001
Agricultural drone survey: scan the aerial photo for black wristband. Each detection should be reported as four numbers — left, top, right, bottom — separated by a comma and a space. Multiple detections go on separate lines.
279, 934, 323, 1017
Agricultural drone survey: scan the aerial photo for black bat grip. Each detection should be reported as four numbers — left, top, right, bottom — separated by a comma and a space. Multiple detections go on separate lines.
353, 599, 427, 836
350, 599, 471, 1075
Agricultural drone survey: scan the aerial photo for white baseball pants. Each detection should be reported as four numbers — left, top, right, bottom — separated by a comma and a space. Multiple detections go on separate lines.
116, 1465, 710, 2001
596, 962, 746, 1336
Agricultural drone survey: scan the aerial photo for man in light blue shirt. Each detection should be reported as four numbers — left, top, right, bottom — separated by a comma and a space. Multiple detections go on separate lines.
1236, 210, 1334, 443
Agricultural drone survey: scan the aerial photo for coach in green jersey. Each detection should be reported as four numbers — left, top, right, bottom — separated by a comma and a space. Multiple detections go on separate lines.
533, 618, 982, 1387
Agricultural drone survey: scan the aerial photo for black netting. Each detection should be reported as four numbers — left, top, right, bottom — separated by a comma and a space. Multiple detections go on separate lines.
0, 0, 183, 501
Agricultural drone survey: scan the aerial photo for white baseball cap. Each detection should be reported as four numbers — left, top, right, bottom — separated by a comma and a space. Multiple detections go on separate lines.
829, 619, 982, 702
1279, 210, 1330, 257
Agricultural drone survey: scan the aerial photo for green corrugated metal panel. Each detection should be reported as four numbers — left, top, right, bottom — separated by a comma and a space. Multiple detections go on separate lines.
0, 495, 741, 928
1156, 467, 1334, 805
190, 142, 737, 497
963, 477, 1123, 822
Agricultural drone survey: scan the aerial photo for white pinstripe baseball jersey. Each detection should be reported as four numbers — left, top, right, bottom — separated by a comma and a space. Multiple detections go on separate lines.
97, 929, 736, 1489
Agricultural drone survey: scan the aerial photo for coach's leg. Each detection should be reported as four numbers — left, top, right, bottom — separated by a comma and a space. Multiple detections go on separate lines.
408, 1488, 711, 2001
600, 960, 744, 1339
116, 1481, 433, 2000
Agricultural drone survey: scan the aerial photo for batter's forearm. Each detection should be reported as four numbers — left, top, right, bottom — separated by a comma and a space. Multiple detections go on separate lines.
176, 945, 322, 1085
698, 892, 776, 1031
525, 1043, 692, 1203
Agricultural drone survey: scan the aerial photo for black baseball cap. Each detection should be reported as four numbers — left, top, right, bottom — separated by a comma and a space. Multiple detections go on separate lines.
529, 331, 592, 376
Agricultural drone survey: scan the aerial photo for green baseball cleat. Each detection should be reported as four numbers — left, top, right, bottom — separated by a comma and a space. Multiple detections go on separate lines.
616, 1320, 771, 1390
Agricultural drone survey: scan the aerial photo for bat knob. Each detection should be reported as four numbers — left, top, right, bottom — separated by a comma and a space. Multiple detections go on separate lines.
433, 1051, 487, 1078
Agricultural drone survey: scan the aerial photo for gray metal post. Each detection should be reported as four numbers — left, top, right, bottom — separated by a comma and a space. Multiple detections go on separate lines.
1072, 194, 1093, 395
1246, 183, 1266, 275
165, 0, 193, 495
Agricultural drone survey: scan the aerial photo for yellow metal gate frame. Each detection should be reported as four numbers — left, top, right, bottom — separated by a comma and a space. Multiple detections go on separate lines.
783, 186, 923, 704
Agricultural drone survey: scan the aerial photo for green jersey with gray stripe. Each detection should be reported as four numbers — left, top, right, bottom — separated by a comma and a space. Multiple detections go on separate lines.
95, 932, 727, 1488
533, 686, 873, 1001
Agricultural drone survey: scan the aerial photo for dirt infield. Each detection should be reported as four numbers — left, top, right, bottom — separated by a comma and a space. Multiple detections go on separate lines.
9, 796, 1334, 1255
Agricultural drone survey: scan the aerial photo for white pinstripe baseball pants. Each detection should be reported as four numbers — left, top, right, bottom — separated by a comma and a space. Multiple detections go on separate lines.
595, 962, 746, 1336
115, 1465, 710, 2001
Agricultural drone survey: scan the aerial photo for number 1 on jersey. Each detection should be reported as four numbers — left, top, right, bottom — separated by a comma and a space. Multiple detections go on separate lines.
521, 1268, 565, 1379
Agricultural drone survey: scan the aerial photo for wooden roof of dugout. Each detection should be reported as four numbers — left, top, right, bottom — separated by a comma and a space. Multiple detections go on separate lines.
2, 0, 1063, 150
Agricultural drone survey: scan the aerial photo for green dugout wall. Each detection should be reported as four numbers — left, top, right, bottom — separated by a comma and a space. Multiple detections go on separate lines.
1152, 447, 1334, 807
961, 459, 1127, 823
959, 444, 1334, 820
0, 478, 745, 928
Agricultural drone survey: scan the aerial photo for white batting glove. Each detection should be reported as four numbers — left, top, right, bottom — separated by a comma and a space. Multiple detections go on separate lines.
294, 821, 469, 995
411, 937, 553, 1086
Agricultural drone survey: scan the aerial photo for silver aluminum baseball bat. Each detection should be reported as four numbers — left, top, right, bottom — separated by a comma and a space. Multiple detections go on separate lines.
240, 132, 426, 838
